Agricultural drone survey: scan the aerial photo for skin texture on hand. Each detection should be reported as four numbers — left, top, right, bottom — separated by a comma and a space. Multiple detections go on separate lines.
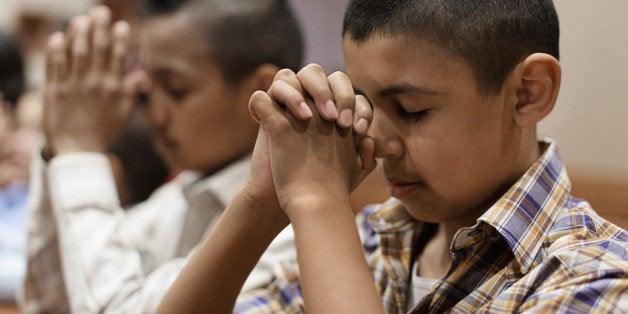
43, 6, 147, 156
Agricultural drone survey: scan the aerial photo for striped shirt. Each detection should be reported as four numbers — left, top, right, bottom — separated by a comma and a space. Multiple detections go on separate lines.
236, 140, 628, 313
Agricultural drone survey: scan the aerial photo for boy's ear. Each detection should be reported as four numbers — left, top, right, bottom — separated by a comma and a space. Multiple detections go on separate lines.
510, 53, 561, 127
248, 64, 281, 91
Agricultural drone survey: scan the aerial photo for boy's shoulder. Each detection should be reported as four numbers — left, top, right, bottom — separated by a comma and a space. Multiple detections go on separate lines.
490, 200, 627, 312
542, 199, 628, 274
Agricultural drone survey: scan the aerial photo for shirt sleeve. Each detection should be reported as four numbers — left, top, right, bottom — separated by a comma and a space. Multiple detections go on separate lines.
235, 259, 305, 314
20, 150, 71, 313
32, 152, 301, 313
242, 225, 297, 292
519, 241, 628, 313
44, 152, 177, 313
233, 209, 380, 314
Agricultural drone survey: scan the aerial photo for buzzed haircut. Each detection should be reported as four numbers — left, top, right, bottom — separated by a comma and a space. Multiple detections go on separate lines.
343, 0, 560, 95
145, 0, 303, 86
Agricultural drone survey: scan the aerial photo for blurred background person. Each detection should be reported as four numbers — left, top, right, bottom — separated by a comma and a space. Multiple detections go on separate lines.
0, 31, 29, 305
108, 106, 170, 208
22, 0, 303, 313
0, 0, 170, 308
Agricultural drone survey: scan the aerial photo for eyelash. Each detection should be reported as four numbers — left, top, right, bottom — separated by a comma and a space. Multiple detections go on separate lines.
395, 105, 427, 123
167, 88, 188, 101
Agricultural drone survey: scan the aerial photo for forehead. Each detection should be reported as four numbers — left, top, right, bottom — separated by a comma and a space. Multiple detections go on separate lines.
342, 34, 478, 94
140, 15, 212, 73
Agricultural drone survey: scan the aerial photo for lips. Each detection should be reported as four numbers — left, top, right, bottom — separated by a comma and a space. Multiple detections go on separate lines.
383, 172, 424, 198
386, 181, 423, 198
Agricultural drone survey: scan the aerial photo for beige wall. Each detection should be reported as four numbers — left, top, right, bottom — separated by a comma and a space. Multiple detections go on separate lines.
540, 0, 628, 181
291, 0, 349, 72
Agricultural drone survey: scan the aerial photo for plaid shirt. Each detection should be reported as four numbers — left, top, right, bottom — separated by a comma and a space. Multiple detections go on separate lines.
236, 140, 628, 313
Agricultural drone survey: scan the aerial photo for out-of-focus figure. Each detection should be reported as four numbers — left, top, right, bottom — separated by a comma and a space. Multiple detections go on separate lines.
0, 31, 28, 305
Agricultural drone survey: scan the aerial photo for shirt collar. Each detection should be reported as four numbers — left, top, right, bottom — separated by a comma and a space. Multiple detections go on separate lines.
367, 197, 418, 234
476, 138, 571, 273
179, 155, 252, 207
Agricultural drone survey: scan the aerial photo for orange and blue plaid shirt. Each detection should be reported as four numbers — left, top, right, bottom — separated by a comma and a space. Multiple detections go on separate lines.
236, 140, 628, 313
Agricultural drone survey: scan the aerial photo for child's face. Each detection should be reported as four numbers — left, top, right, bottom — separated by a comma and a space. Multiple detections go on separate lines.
140, 16, 257, 173
344, 35, 522, 225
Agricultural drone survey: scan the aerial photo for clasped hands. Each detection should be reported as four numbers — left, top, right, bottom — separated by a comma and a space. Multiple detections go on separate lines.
247, 64, 376, 220
43, 6, 147, 157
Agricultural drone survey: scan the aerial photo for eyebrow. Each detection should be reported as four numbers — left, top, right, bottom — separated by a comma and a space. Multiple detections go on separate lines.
353, 83, 444, 109
378, 83, 444, 98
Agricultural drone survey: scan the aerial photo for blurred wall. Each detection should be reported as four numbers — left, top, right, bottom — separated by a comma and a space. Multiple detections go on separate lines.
291, 0, 349, 72
540, 0, 628, 181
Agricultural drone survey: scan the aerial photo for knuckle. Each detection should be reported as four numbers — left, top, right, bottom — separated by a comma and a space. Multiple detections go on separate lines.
269, 80, 295, 100
355, 95, 373, 112
328, 70, 349, 82
249, 90, 269, 106
334, 90, 355, 108
299, 63, 325, 76
94, 39, 109, 52
275, 68, 296, 81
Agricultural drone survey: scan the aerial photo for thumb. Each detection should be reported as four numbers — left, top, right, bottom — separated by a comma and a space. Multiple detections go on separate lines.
121, 69, 147, 114
248, 90, 288, 130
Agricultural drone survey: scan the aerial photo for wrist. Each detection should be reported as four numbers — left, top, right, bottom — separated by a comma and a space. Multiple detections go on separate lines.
236, 186, 289, 230
52, 136, 107, 156
283, 191, 353, 223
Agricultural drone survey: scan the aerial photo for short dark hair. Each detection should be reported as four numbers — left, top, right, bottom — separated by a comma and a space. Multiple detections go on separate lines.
108, 106, 170, 206
144, 0, 189, 15
343, 0, 560, 95
0, 32, 25, 106
146, 0, 303, 86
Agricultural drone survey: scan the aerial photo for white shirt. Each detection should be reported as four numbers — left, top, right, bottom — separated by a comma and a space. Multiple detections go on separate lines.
21, 152, 295, 313
406, 262, 439, 312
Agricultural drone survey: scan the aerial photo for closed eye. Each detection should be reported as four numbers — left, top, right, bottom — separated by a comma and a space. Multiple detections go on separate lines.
396, 105, 428, 123
167, 88, 188, 101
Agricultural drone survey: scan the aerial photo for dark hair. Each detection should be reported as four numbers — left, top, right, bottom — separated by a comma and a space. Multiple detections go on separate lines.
343, 0, 560, 95
144, 0, 190, 15
0, 32, 25, 106
145, 0, 303, 86
108, 106, 170, 206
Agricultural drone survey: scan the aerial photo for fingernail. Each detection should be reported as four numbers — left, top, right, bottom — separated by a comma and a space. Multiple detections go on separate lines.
339, 109, 353, 127
324, 100, 338, 119
355, 118, 368, 134
300, 102, 313, 118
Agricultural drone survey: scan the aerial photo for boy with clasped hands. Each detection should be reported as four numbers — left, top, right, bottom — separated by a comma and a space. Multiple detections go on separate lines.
159, 0, 628, 313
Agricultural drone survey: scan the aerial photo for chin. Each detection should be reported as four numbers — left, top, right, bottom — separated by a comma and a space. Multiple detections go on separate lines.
399, 198, 443, 223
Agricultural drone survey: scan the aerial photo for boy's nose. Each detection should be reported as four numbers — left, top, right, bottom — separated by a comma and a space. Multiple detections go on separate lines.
145, 94, 168, 128
368, 115, 403, 159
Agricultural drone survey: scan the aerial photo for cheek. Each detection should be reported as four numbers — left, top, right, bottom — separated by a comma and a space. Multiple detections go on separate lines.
409, 130, 483, 190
